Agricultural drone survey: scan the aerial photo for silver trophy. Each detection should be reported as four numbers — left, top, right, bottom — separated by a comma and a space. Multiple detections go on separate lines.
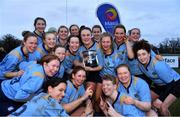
82, 50, 99, 67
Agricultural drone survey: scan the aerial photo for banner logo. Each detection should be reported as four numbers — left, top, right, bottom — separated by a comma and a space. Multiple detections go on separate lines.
97, 3, 120, 35
105, 8, 117, 21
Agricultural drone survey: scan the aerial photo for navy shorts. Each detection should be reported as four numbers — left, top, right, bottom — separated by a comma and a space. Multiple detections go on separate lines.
151, 79, 180, 101
86, 71, 102, 83
0, 85, 24, 116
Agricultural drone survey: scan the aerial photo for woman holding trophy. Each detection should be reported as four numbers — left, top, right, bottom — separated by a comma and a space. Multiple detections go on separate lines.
74, 27, 104, 113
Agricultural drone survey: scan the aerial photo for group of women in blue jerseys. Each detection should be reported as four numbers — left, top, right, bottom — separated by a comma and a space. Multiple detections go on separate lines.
0, 17, 179, 116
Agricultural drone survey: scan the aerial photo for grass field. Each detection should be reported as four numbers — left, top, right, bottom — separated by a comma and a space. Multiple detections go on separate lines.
170, 98, 180, 116
174, 68, 180, 74
169, 67, 180, 116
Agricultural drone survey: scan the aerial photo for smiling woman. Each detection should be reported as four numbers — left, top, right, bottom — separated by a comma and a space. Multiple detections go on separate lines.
29, 32, 57, 61
0, 31, 37, 81
60, 66, 94, 116
115, 64, 156, 116
10, 77, 69, 116
33, 17, 46, 44
133, 40, 180, 116
0, 54, 60, 116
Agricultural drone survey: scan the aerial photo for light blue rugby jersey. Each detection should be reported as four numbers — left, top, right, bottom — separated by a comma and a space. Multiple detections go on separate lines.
128, 59, 142, 75
113, 42, 128, 64
1, 63, 47, 102
0, 46, 32, 80
61, 80, 85, 104
128, 48, 157, 75
54, 63, 65, 79
117, 76, 151, 116
10, 92, 69, 116
33, 31, 43, 45
19, 60, 64, 79
63, 49, 78, 74
29, 43, 50, 61
139, 56, 180, 86
100, 49, 121, 77
112, 91, 145, 117
117, 76, 151, 102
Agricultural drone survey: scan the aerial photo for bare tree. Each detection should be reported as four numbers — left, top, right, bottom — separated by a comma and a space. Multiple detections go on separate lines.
158, 37, 180, 54
0, 34, 21, 61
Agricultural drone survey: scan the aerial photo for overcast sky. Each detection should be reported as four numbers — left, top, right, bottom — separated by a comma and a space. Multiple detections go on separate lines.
0, 0, 180, 45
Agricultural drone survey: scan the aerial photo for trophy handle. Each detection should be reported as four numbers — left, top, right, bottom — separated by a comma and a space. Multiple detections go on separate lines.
96, 55, 99, 65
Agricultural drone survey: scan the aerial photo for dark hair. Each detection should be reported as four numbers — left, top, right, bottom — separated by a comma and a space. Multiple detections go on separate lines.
34, 17, 46, 27
69, 24, 79, 32
79, 25, 86, 32
70, 66, 86, 79
22, 31, 37, 42
38, 54, 59, 65
22, 31, 31, 37
128, 28, 141, 36
67, 35, 80, 43
53, 44, 66, 56
54, 44, 66, 51
132, 39, 151, 59
58, 25, 69, 33
102, 75, 116, 85
66, 35, 80, 50
115, 64, 131, 75
113, 24, 126, 34
80, 27, 92, 37
78, 25, 86, 44
92, 25, 102, 32
100, 32, 114, 52
44, 77, 67, 92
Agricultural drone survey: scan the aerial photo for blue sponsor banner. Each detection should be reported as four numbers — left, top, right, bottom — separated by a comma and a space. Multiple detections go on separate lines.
97, 3, 120, 35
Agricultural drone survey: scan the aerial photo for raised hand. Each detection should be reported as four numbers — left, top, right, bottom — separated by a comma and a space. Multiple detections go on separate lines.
106, 101, 123, 117
84, 86, 94, 100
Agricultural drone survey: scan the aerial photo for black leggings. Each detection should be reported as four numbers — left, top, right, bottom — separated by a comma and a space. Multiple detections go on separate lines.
0, 86, 24, 116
